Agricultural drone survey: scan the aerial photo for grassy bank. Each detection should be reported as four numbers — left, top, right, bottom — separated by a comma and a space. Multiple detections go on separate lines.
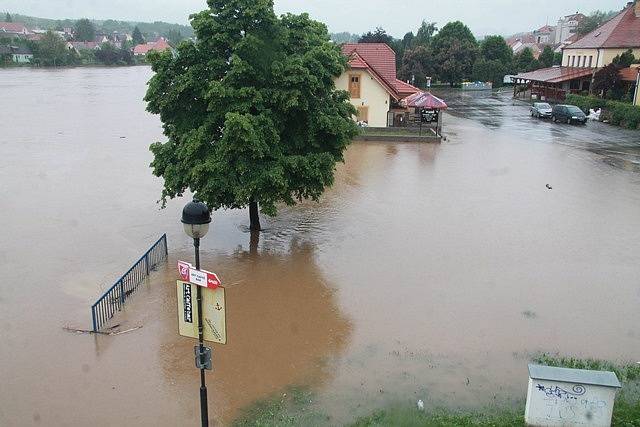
566, 94, 640, 129
233, 357, 640, 426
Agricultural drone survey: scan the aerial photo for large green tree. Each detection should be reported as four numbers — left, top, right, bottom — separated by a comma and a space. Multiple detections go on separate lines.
539, 45, 554, 68
398, 45, 434, 87
431, 21, 478, 85
74, 18, 96, 42
514, 47, 536, 72
32, 30, 76, 66
132, 26, 144, 45
413, 21, 437, 47
480, 35, 512, 64
145, 0, 358, 231
5, 13, 12, 22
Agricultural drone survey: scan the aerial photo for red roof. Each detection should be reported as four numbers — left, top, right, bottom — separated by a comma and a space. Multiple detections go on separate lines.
568, 6, 640, 49
619, 66, 640, 81
133, 38, 171, 55
0, 22, 30, 35
394, 79, 421, 98
514, 66, 596, 83
341, 43, 419, 100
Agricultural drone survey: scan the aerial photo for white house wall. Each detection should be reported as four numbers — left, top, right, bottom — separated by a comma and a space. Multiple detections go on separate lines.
335, 69, 392, 127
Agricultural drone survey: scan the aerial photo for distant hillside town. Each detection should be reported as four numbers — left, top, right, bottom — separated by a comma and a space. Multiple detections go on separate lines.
0, 13, 187, 66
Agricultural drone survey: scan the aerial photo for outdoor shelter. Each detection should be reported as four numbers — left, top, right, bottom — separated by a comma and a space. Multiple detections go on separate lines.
392, 91, 448, 136
512, 67, 597, 101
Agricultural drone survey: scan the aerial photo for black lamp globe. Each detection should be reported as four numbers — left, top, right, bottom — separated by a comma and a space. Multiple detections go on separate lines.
181, 199, 211, 239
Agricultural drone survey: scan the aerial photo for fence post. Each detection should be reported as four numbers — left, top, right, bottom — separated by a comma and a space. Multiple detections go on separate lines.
92, 306, 98, 332
145, 252, 150, 275
163, 234, 168, 256
119, 279, 125, 306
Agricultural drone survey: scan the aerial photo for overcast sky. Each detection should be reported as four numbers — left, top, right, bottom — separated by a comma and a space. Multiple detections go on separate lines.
3, 0, 629, 37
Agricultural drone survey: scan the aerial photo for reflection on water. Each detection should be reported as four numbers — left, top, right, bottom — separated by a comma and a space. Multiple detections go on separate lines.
1, 68, 640, 426
155, 240, 352, 424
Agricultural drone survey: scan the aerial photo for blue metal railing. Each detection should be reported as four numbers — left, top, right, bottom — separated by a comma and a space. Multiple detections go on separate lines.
91, 234, 168, 332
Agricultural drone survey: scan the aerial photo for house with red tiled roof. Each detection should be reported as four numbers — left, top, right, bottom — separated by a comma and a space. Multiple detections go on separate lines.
335, 43, 420, 127
514, 2, 640, 102
563, 3, 640, 68
0, 22, 31, 37
133, 37, 172, 56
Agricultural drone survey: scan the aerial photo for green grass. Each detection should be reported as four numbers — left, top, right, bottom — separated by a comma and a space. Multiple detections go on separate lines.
233, 357, 640, 427
347, 408, 523, 427
232, 386, 330, 427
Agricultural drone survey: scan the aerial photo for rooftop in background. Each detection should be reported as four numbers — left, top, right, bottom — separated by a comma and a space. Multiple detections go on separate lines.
0, 22, 30, 35
133, 37, 172, 55
568, 4, 640, 49
342, 43, 419, 100
514, 66, 596, 83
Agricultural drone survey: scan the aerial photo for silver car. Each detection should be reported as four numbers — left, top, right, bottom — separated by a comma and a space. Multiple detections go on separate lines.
531, 102, 552, 119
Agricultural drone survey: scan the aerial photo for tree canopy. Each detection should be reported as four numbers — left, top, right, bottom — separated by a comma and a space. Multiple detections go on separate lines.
576, 10, 618, 36
593, 63, 623, 99
5, 13, 12, 22
480, 36, 512, 64
539, 45, 554, 68
399, 45, 434, 87
145, 0, 358, 231
431, 22, 477, 85
31, 30, 77, 66
612, 49, 636, 68
358, 27, 394, 44
514, 47, 538, 72
413, 21, 437, 47
74, 18, 96, 42
132, 26, 144, 45
95, 42, 133, 65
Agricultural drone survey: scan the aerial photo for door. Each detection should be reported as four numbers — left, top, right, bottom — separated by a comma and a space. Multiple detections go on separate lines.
356, 106, 369, 123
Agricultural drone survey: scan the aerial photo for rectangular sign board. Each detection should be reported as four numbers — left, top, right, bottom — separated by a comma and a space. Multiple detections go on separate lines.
178, 261, 221, 289
176, 280, 227, 344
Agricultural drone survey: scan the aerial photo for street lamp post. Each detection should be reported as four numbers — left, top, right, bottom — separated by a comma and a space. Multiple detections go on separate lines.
182, 199, 212, 427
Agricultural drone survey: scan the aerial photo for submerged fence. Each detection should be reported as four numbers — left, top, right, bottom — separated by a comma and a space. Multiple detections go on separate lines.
91, 234, 168, 332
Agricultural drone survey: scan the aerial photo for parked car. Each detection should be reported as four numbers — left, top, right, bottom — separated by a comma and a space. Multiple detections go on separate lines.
531, 102, 552, 119
551, 105, 587, 124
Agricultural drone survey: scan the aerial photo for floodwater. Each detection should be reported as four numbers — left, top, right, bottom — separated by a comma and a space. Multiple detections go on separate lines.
1, 68, 639, 426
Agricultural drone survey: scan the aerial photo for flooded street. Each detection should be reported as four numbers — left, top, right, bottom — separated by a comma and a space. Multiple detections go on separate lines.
1, 68, 640, 426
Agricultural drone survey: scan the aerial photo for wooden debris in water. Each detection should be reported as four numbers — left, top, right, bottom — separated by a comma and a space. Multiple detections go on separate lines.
63, 324, 142, 336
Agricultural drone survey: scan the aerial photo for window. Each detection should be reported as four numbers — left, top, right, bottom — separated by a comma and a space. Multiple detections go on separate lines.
588, 56, 593, 67
571, 56, 576, 67
349, 74, 361, 99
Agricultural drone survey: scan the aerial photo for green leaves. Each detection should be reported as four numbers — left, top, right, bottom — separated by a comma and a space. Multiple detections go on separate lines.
145, 0, 358, 220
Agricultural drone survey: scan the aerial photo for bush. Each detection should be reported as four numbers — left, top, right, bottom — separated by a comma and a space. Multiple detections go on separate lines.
565, 94, 640, 129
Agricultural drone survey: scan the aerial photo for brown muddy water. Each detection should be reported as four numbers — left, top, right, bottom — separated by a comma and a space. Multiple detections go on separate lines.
1, 67, 639, 426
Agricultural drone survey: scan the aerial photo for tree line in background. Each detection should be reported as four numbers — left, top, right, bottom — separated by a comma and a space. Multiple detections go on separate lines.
1, 15, 188, 67
353, 22, 555, 87
6, 13, 193, 40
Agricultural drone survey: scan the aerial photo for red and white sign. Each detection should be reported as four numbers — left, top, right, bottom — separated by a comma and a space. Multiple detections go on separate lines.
177, 261, 221, 289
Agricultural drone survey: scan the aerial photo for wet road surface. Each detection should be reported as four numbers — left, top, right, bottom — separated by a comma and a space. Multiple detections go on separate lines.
1, 69, 639, 426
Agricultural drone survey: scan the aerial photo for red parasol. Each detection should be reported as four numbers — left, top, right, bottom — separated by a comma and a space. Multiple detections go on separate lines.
400, 91, 448, 110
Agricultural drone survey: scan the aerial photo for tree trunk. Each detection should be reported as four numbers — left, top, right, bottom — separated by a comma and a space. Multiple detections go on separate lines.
249, 200, 261, 231
249, 230, 259, 255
